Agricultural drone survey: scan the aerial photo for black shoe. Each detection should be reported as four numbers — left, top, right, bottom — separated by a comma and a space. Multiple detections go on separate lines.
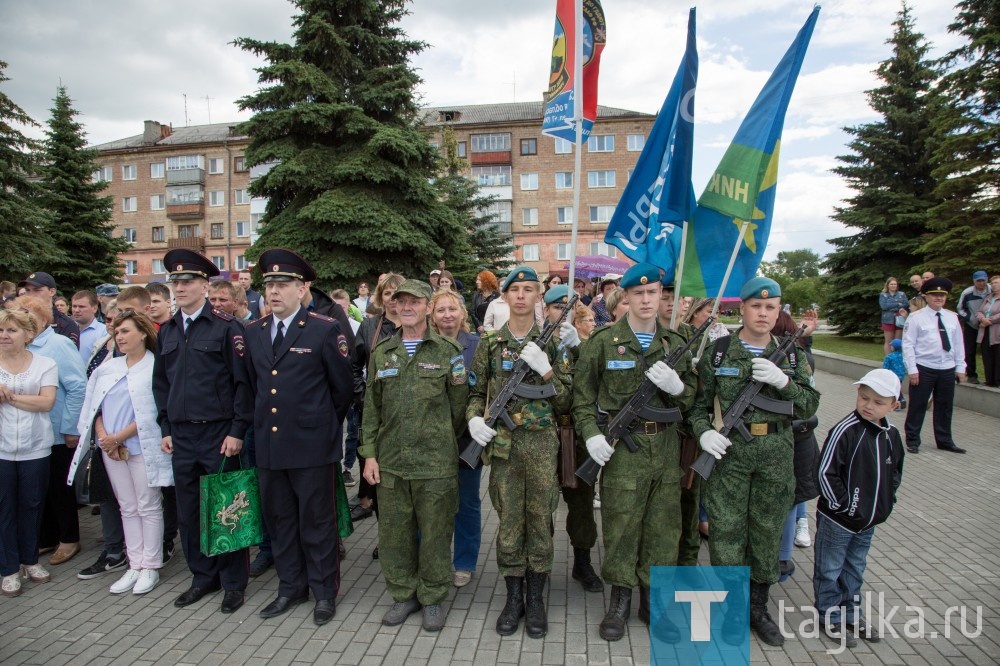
749, 582, 784, 646
174, 583, 221, 607
907, 445, 919, 454
599, 585, 632, 641
721, 586, 747, 646
967, 376, 980, 385
820, 621, 858, 648
259, 595, 309, 619
343, 470, 357, 487
524, 570, 548, 639
162, 540, 175, 564
338, 541, 346, 559
847, 617, 881, 642
350, 504, 373, 521
91, 505, 101, 516
314, 599, 336, 625
221, 590, 245, 614
495, 576, 525, 636
639, 586, 680, 644
383, 597, 421, 626
779, 559, 795, 581
938, 445, 967, 454
571, 548, 604, 593
372, 546, 379, 560
77, 551, 127, 580
249, 552, 274, 577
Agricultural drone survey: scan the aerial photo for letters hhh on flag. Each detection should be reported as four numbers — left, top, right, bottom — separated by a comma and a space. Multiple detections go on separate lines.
680, 7, 820, 297
542, 0, 607, 143
604, 8, 697, 276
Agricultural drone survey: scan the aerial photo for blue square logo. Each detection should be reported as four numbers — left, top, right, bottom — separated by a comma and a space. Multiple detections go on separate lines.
650, 566, 750, 665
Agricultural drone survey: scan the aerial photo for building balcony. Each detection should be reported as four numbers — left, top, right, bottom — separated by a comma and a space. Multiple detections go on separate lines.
166, 167, 205, 185
470, 151, 512, 166
166, 202, 205, 220
478, 185, 513, 200
167, 236, 205, 251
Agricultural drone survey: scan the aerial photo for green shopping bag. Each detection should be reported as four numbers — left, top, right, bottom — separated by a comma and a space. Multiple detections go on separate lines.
200, 457, 263, 556
335, 461, 353, 539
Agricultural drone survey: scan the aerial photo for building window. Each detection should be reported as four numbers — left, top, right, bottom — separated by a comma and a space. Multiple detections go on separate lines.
627, 134, 646, 151
209, 190, 225, 207
587, 135, 614, 152
210, 223, 224, 239
234, 189, 250, 205
557, 206, 574, 224
167, 155, 204, 170
152, 259, 166, 274
470, 133, 511, 152
522, 208, 538, 226
523, 244, 540, 262
471, 165, 511, 186
456, 141, 467, 158
590, 205, 615, 223
556, 243, 571, 260
122, 196, 137, 212
91, 166, 112, 183
520, 138, 537, 155
554, 138, 573, 154
211, 256, 225, 270
150, 163, 165, 179
588, 170, 616, 188
555, 172, 573, 190
122, 164, 137, 180
124, 260, 137, 275
235, 255, 248, 270
590, 241, 618, 257
234, 156, 247, 172
520, 173, 538, 191
152, 226, 165, 243
208, 158, 224, 174
166, 185, 204, 204
123, 228, 137, 243
150, 194, 165, 210
477, 200, 513, 224
236, 221, 250, 237
177, 224, 200, 238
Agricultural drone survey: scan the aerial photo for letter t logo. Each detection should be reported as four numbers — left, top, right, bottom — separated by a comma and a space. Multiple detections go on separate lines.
675, 590, 729, 641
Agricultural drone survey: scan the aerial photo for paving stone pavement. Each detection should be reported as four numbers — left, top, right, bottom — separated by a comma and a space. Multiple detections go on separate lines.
1, 369, 998, 665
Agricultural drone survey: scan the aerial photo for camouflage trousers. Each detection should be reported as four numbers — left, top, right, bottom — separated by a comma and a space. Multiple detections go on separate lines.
377, 472, 458, 605
677, 476, 701, 567
488, 429, 559, 577
599, 432, 682, 588
561, 443, 597, 550
703, 433, 794, 584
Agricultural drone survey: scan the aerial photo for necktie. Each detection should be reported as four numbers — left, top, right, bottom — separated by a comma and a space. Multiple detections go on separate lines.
184, 317, 193, 334
937, 312, 951, 352
273, 321, 285, 356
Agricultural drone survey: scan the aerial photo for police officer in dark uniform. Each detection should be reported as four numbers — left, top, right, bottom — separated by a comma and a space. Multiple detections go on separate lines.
244, 249, 353, 626
153, 249, 252, 614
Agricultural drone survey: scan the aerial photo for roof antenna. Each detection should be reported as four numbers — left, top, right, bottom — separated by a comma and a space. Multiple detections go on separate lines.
183, 93, 189, 126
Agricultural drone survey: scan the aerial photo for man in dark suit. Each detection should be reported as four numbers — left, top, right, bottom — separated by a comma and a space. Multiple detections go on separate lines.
244, 248, 354, 626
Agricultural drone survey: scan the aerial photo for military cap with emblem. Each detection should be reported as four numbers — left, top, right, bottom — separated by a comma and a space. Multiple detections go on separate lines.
501, 265, 539, 292
392, 278, 433, 300
920, 276, 953, 295
257, 247, 317, 283
740, 276, 781, 300
543, 284, 570, 305
163, 248, 219, 282
95, 283, 119, 297
620, 262, 661, 290
18, 271, 57, 289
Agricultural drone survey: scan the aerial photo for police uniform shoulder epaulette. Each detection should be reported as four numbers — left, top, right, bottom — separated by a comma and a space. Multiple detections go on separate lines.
211, 308, 234, 321
307, 311, 334, 322
251, 316, 269, 328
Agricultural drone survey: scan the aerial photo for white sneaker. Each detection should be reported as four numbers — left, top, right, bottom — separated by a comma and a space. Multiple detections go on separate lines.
110, 569, 141, 594
132, 569, 160, 595
794, 517, 811, 548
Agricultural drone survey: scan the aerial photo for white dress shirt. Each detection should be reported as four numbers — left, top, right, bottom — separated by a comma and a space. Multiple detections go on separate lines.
902, 306, 966, 375
271, 312, 298, 343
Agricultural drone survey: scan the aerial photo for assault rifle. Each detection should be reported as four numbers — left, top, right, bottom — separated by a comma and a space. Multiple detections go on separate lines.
574, 316, 715, 487
459, 294, 580, 468
690, 324, 807, 481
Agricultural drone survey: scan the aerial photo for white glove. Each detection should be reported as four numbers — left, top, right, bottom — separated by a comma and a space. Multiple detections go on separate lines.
751, 357, 789, 389
468, 416, 497, 447
519, 341, 552, 377
559, 321, 581, 348
699, 431, 731, 460
646, 361, 684, 396
586, 435, 615, 466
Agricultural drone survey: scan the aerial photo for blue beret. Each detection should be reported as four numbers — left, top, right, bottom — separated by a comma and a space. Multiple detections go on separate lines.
544, 285, 570, 305
501, 266, 539, 292
740, 276, 781, 300
620, 263, 661, 290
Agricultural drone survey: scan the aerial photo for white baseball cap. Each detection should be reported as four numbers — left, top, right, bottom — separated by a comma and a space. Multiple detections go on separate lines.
854, 369, 900, 398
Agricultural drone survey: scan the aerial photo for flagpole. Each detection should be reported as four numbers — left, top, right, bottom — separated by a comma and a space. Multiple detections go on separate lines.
567, 0, 584, 322
695, 219, 750, 360
669, 222, 689, 330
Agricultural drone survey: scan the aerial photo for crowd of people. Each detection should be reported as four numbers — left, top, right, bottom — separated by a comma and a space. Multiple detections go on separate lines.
1, 252, 992, 651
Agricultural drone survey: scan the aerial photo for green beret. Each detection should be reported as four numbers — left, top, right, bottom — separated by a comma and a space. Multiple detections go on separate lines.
544, 285, 570, 305
393, 279, 433, 301
620, 263, 661, 290
501, 266, 539, 292
740, 276, 781, 300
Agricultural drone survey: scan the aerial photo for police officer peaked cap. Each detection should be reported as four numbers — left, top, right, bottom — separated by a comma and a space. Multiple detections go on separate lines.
18, 271, 57, 289
543, 285, 570, 305
392, 279, 433, 301
740, 276, 781, 300
163, 249, 219, 282
257, 248, 317, 283
620, 263, 661, 290
501, 266, 539, 292
920, 277, 952, 295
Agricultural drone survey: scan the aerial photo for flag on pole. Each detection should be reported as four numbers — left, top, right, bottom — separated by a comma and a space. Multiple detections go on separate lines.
604, 8, 697, 278
542, 0, 606, 143
679, 6, 820, 297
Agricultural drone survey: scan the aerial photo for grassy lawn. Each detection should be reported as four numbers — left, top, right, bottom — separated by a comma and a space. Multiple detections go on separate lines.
811, 335, 885, 363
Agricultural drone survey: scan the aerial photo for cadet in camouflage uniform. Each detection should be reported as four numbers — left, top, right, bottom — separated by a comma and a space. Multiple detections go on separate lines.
689, 277, 819, 647
467, 267, 572, 639
573, 263, 698, 642
360, 280, 469, 633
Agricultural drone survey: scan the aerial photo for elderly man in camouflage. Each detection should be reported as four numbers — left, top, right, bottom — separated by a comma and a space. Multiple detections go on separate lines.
689, 277, 819, 646
573, 263, 698, 642
466, 267, 572, 639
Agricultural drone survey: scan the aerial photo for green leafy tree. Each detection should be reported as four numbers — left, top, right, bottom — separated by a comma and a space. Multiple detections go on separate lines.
0, 62, 61, 280
39, 85, 126, 294
924, 0, 1000, 280
760, 249, 827, 314
823, 3, 942, 336
234, 0, 471, 289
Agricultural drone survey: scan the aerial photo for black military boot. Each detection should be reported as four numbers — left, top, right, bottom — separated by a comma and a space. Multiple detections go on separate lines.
639, 586, 681, 643
571, 547, 604, 592
599, 585, 632, 641
721, 583, 747, 645
524, 570, 548, 638
495, 576, 525, 636
749, 582, 785, 646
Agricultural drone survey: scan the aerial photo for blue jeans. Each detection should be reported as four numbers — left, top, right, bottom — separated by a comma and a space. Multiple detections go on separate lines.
343, 406, 360, 471
779, 502, 807, 561
453, 466, 482, 572
812, 512, 874, 625
0, 457, 50, 576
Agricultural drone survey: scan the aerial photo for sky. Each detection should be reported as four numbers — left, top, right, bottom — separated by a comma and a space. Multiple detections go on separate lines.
1, 0, 963, 261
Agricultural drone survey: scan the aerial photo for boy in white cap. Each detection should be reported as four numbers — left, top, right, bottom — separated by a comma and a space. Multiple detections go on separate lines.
814, 369, 905, 648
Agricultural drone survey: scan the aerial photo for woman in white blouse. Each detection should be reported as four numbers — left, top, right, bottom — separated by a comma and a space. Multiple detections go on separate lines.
70, 310, 173, 595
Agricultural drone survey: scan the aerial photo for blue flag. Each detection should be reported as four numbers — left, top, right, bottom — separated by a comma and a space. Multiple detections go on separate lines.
604, 8, 697, 277
680, 7, 819, 297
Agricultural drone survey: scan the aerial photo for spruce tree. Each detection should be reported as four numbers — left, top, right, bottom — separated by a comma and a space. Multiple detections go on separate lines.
0, 62, 61, 280
39, 85, 127, 294
234, 0, 471, 288
823, 4, 941, 336
924, 0, 1000, 279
